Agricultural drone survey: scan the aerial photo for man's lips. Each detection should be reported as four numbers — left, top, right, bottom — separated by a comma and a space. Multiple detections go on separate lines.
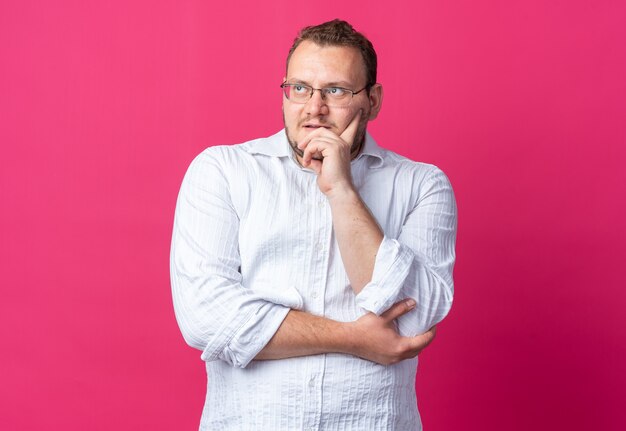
302, 123, 331, 129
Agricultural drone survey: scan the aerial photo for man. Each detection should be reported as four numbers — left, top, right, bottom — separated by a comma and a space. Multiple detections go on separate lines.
171, 19, 457, 430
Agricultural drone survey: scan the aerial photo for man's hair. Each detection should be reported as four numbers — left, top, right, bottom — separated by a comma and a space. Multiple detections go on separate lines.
286, 19, 377, 88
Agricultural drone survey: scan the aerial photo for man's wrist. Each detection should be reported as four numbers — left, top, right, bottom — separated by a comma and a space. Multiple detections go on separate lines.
328, 319, 360, 357
326, 183, 359, 204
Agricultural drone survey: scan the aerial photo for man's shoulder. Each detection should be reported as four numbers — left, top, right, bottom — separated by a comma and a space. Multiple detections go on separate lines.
375, 145, 447, 183
194, 130, 287, 162
183, 131, 288, 181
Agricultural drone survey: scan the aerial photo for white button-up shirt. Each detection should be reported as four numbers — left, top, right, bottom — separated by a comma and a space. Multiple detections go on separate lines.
170, 130, 457, 430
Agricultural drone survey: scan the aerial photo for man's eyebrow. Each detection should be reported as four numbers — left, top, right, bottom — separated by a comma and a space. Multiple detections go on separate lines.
285, 78, 354, 88
285, 79, 311, 85
323, 81, 353, 88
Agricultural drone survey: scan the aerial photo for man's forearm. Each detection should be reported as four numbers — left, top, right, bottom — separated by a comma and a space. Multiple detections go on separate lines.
255, 310, 353, 360
327, 186, 383, 294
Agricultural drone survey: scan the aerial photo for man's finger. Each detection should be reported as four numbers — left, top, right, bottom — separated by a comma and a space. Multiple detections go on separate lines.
380, 298, 416, 321
302, 137, 335, 164
407, 326, 437, 354
297, 128, 321, 151
339, 109, 362, 145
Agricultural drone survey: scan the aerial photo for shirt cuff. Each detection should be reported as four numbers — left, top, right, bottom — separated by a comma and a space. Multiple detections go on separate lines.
201, 303, 290, 368
355, 237, 414, 315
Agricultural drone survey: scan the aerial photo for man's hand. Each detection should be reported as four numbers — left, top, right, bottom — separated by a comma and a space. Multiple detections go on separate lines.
345, 298, 437, 365
298, 110, 362, 196
256, 299, 437, 365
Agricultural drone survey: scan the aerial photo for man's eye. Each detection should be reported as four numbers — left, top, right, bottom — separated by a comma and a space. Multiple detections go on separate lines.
326, 87, 347, 97
293, 85, 308, 94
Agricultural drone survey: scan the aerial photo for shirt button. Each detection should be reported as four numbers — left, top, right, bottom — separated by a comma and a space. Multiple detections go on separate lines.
309, 376, 316, 387
318, 200, 325, 208
311, 291, 318, 299
316, 243, 323, 251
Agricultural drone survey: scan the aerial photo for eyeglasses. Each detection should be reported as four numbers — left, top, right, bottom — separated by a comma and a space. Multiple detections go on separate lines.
280, 82, 369, 107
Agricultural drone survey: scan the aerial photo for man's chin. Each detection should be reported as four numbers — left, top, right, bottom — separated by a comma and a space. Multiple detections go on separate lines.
291, 144, 304, 158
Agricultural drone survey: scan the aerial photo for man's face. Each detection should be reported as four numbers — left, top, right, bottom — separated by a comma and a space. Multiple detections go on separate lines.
282, 41, 382, 157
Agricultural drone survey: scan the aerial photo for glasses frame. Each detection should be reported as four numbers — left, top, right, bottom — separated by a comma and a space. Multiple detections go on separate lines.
280, 82, 370, 106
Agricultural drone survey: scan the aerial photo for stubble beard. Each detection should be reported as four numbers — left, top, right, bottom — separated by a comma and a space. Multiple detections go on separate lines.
283, 111, 368, 161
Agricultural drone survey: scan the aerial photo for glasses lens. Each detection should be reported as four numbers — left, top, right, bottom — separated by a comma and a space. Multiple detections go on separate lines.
323, 88, 351, 106
284, 84, 310, 103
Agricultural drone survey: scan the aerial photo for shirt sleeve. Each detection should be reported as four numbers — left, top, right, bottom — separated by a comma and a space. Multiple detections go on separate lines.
355, 166, 457, 337
170, 149, 291, 368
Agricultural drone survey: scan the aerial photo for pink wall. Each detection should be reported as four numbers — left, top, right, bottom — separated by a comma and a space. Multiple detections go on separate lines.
1, 1, 625, 430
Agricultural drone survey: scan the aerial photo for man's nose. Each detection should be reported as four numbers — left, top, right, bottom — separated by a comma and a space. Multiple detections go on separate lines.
305, 89, 329, 116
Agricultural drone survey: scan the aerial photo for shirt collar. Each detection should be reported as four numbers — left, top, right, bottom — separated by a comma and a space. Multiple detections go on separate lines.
244, 129, 385, 168
355, 131, 385, 168
242, 129, 292, 157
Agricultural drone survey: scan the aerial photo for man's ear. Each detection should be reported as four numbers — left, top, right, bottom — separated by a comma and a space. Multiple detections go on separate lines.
281, 77, 287, 105
367, 84, 383, 120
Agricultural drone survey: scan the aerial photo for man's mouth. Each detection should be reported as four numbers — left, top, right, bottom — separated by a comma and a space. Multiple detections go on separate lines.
302, 124, 331, 130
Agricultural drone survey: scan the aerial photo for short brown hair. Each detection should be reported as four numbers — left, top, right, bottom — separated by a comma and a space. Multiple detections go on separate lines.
286, 19, 377, 88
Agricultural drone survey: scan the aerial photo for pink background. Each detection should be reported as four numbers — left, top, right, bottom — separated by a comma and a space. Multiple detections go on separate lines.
1, 1, 625, 430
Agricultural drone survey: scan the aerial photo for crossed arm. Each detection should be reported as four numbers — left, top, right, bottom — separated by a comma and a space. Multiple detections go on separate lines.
171, 116, 455, 368
256, 113, 439, 364
254, 183, 438, 364
255, 301, 436, 365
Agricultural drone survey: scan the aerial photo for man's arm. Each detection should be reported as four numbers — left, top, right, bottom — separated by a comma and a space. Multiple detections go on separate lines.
299, 112, 457, 337
171, 148, 292, 369
256, 299, 436, 365
299, 111, 383, 294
